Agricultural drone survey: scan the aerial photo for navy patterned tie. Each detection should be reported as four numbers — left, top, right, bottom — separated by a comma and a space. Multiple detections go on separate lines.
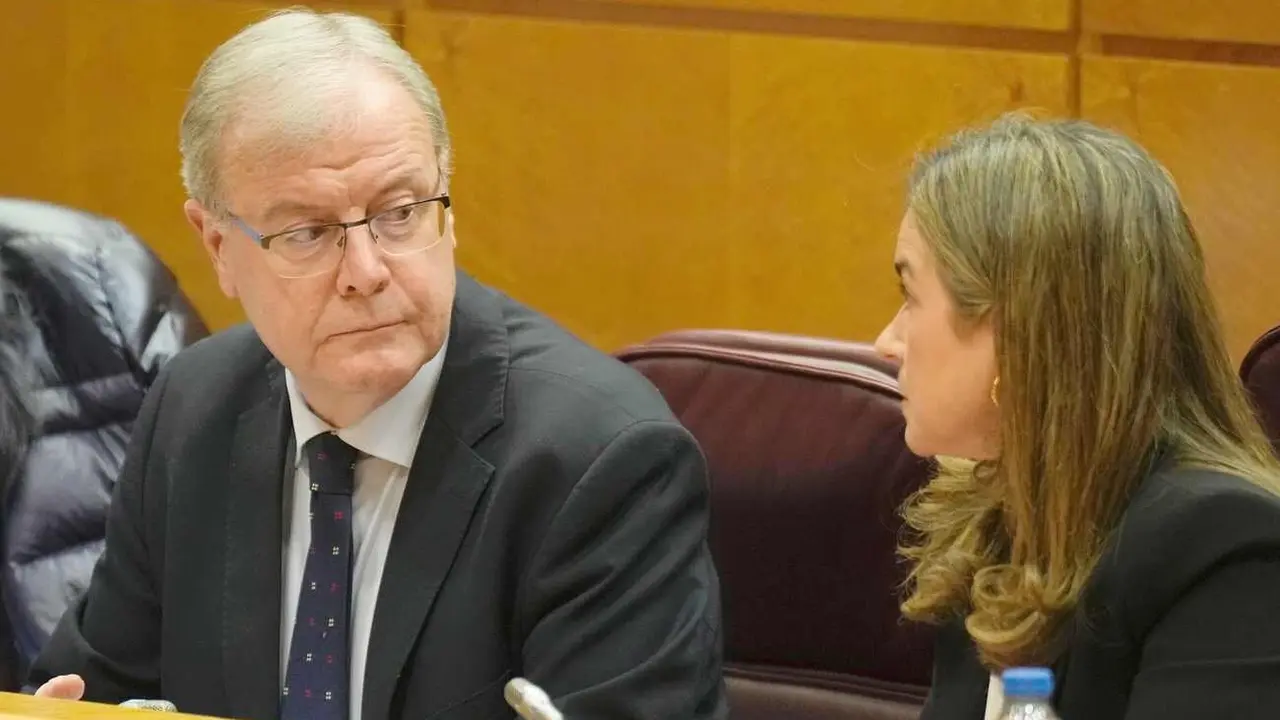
281, 432, 358, 720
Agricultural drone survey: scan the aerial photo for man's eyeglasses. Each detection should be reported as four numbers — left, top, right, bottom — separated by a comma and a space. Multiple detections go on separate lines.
230, 194, 452, 279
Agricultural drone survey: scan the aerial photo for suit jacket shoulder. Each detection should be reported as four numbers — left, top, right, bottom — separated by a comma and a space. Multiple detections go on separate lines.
1089, 462, 1280, 640
473, 277, 685, 463
147, 323, 279, 425
923, 460, 1280, 720
421, 275, 726, 720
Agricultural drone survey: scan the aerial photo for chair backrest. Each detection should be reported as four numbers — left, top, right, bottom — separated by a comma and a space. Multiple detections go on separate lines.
616, 329, 935, 720
1242, 323, 1280, 453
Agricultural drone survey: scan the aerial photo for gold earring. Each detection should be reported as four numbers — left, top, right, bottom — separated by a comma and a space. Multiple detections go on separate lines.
991, 376, 1000, 407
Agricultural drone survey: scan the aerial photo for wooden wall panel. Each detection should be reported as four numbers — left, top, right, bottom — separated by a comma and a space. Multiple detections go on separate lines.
0, 3, 74, 205
582, 0, 1070, 30
727, 40, 1069, 343
1082, 0, 1280, 46
5, 0, 1279, 355
405, 10, 734, 350
1082, 56, 1280, 358
406, 9, 1069, 348
0, 0, 396, 332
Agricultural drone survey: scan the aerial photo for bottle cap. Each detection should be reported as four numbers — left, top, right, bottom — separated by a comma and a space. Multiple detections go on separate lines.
1001, 667, 1054, 699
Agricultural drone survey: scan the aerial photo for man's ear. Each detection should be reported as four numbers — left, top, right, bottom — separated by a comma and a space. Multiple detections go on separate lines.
184, 199, 238, 299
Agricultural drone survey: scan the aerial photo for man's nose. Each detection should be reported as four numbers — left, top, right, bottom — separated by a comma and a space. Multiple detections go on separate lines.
335, 224, 391, 296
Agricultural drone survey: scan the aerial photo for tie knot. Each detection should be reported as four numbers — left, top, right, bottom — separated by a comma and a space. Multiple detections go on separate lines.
305, 433, 357, 495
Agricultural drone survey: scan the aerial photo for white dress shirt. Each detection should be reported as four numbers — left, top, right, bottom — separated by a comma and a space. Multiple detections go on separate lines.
985, 673, 1004, 719
280, 344, 447, 720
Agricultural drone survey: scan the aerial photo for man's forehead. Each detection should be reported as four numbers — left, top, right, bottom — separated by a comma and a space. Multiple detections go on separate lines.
219, 125, 439, 210
221, 119, 436, 173
225, 167, 432, 223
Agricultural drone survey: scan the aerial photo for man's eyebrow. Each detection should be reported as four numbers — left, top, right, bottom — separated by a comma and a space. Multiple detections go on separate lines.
379, 167, 447, 198
260, 200, 331, 225
376, 169, 429, 195
257, 169, 442, 224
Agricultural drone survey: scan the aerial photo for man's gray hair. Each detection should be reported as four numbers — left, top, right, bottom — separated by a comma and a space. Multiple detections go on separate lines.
179, 7, 451, 210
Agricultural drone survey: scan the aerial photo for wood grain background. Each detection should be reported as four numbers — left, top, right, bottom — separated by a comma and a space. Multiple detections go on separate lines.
2, 0, 1277, 357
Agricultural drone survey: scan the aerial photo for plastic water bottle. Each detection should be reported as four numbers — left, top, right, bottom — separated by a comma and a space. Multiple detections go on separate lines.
999, 667, 1059, 719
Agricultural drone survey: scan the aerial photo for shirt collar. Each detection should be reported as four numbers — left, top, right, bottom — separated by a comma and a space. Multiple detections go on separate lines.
285, 336, 448, 469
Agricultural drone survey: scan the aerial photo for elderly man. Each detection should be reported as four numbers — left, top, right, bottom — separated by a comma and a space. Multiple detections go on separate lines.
28, 8, 727, 720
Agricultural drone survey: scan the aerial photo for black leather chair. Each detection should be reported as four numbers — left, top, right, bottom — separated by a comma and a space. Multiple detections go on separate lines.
0, 198, 207, 686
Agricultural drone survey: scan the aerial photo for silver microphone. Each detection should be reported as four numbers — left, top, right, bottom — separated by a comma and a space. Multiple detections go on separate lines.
503, 677, 564, 720
119, 699, 178, 712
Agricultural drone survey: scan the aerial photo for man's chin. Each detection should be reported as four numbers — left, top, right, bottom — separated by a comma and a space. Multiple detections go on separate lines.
316, 344, 423, 389
337, 358, 419, 389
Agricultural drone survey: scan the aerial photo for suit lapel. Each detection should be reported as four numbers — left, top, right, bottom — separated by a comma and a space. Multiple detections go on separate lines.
223, 363, 290, 720
362, 272, 509, 720
361, 418, 495, 720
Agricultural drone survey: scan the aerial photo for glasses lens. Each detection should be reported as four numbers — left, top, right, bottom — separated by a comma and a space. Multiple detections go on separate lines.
371, 200, 447, 256
267, 225, 345, 278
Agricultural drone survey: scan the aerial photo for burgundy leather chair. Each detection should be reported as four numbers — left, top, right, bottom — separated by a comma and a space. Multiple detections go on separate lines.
616, 329, 935, 720
1242, 323, 1280, 453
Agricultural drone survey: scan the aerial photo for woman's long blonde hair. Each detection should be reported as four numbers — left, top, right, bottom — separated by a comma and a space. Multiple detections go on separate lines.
899, 113, 1280, 668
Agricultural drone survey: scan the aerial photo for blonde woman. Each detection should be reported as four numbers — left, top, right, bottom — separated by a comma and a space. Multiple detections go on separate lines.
875, 114, 1280, 719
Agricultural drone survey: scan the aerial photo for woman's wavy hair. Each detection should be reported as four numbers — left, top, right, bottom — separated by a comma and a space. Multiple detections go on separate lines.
898, 112, 1280, 668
